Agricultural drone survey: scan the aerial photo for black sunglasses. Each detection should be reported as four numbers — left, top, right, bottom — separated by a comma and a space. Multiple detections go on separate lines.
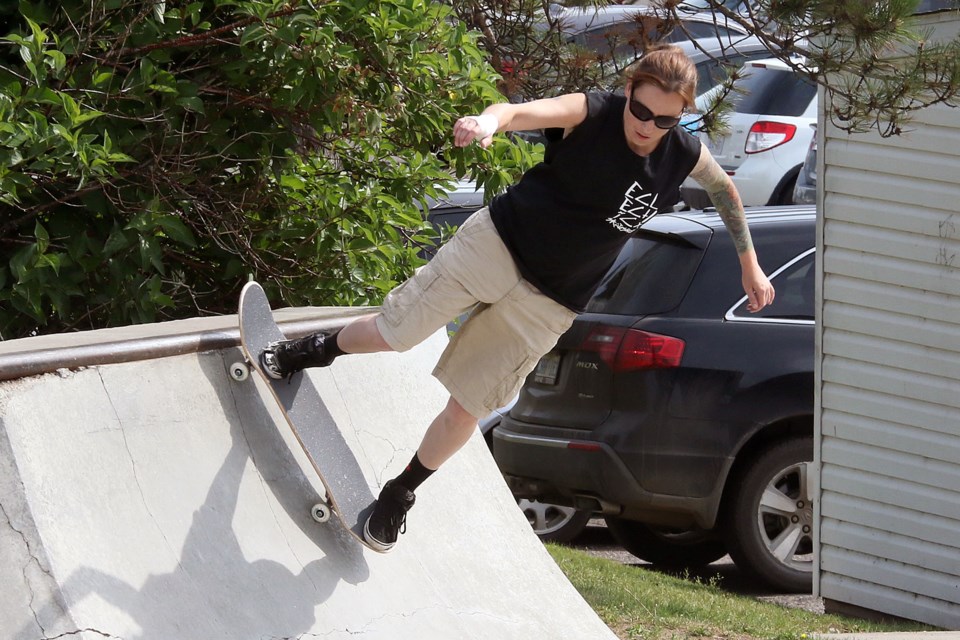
628, 97, 682, 130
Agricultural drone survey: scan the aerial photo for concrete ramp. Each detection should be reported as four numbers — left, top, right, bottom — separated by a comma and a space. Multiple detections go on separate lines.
0, 312, 615, 640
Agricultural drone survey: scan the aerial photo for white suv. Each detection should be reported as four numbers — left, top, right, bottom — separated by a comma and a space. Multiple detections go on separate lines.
681, 58, 817, 208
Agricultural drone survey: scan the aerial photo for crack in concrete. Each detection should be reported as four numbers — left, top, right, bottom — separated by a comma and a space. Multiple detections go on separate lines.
0, 497, 50, 635
96, 371, 186, 576
325, 371, 412, 487
43, 628, 123, 639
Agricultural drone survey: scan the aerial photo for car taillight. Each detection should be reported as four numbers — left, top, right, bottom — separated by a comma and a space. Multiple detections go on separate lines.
581, 326, 685, 372
745, 121, 797, 154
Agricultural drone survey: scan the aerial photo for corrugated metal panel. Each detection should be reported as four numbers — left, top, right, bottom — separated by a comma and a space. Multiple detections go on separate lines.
826, 193, 960, 239
822, 309, 959, 360
821, 573, 960, 630
824, 274, 960, 325
822, 356, 960, 408
822, 464, 960, 520
822, 546, 960, 602
824, 246, 960, 296
824, 329, 959, 379
822, 389, 959, 441
825, 165, 960, 211
816, 13, 960, 628
822, 438, 960, 492
820, 493, 958, 552
826, 219, 960, 266
829, 139, 960, 183
822, 519, 960, 574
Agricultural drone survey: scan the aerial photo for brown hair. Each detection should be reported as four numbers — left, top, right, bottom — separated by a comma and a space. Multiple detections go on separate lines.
624, 44, 698, 109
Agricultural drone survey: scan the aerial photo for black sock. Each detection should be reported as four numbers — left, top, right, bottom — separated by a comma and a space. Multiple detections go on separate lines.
393, 453, 435, 493
324, 329, 346, 358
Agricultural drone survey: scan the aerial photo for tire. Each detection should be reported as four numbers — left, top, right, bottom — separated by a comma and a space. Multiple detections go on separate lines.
723, 436, 814, 593
773, 172, 799, 205
519, 499, 592, 543
604, 517, 727, 568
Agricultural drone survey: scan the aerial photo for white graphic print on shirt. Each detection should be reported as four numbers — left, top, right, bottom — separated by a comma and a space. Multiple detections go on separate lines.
607, 181, 659, 233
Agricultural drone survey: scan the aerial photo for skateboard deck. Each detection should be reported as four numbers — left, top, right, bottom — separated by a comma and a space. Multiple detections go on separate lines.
234, 281, 380, 552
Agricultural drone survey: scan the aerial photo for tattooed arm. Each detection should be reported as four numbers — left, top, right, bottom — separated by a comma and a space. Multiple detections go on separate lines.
688, 144, 776, 312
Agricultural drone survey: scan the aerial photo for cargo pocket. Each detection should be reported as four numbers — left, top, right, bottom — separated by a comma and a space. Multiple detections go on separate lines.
484, 352, 540, 412
380, 263, 442, 331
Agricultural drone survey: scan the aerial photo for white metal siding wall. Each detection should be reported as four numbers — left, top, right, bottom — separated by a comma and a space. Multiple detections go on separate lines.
816, 14, 960, 629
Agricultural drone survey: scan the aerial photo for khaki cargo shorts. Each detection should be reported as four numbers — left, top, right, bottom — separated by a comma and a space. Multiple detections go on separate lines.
376, 207, 577, 419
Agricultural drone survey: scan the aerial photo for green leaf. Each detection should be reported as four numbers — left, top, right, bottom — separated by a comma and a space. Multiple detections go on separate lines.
44, 50, 67, 75
10, 243, 37, 283
103, 229, 130, 257
157, 215, 197, 247
240, 24, 268, 46
152, 1, 166, 23
34, 221, 49, 253
38, 253, 61, 275
280, 174, 306, 190
139, 236, 165, 274
176, 96, 205, 114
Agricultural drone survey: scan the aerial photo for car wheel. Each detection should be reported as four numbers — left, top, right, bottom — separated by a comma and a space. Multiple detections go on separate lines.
723, 436, 814, 593
773, 172, 799, 205
519, 498, 592, 543
603, 518, 727, 567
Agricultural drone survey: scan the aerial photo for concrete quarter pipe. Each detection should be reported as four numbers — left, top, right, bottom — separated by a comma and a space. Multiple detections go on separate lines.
0, 312, 616, 639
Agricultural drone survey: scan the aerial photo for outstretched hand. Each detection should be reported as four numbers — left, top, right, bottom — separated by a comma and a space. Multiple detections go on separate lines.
453, 115, 497, 149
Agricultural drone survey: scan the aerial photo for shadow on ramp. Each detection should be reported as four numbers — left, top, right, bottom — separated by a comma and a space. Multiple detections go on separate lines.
0, 322, 616, 640
11, 350, 368, 640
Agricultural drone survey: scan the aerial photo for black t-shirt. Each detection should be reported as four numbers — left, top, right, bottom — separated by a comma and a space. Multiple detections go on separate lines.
489, 91, 702, 311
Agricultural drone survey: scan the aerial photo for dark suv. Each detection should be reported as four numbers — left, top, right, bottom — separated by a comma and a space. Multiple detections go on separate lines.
493, 206, 816, 592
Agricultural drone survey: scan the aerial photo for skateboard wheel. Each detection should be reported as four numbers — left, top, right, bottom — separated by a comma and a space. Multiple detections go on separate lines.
229, 362, 250, 382
311, 503, 331, 523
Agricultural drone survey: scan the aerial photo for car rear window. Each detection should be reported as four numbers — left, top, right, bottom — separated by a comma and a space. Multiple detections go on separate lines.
586, 234, 704, 315
694, 50, 769, 96
732, 66, 816, 116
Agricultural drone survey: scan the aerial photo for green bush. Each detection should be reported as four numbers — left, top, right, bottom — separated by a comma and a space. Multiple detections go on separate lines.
0, 0, 537, 338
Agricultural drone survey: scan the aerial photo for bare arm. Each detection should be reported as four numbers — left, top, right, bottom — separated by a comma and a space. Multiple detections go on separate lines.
688, 144, 776, 312
453, 93, 588, 148
688, 144, 754, 255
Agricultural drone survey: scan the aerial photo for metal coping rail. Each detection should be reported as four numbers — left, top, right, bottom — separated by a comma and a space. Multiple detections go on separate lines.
0, 307, 373, 383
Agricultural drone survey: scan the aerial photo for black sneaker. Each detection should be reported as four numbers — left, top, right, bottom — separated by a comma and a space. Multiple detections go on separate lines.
260, 331, 338, 380
363, 480, 416, 553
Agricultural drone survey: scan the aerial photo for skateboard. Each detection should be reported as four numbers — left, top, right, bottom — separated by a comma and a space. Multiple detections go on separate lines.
231, 281, 381, 552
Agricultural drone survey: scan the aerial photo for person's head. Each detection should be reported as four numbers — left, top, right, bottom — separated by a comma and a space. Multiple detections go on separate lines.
622, 44, 698, 154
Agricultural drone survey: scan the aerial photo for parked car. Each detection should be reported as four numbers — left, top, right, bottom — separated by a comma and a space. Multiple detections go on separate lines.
419, 179, 485, 260
480, 398, 593, 543
555, 5, 751, 63
793, 123, 817, 204
681, 58, 818, 208
553, 4, 769, 92
492, 205, 817, 592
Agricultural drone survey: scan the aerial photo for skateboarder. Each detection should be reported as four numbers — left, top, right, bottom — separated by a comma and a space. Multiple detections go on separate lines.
262, 45, 775, 552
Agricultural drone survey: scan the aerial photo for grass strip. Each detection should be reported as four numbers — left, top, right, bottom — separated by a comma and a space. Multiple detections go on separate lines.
548, 544, 934, 640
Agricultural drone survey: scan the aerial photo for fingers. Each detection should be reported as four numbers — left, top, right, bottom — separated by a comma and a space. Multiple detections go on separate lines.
743, 272, 775, 313
453, 117, 483, 147
454, 115, 498, 148
746, 282, 775, 312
